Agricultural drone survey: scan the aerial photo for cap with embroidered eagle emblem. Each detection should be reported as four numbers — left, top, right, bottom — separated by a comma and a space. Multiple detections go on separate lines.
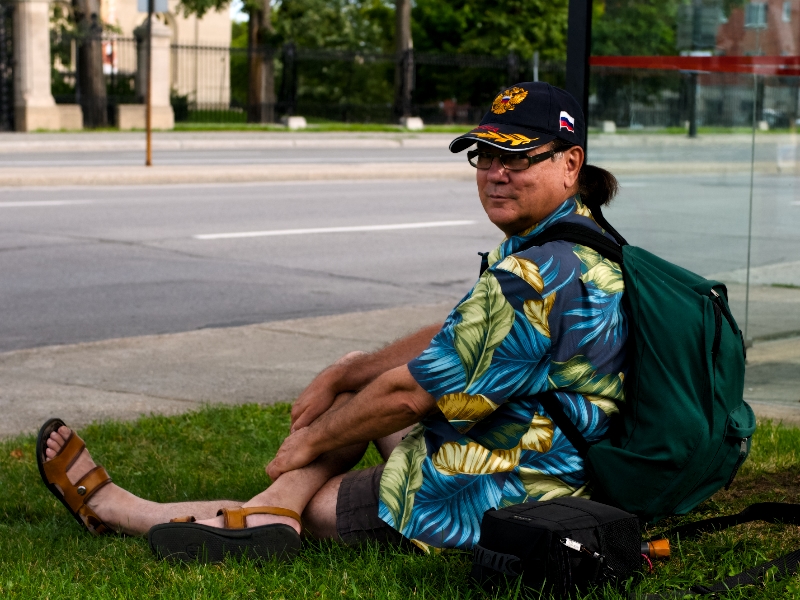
449, 81, 585, 153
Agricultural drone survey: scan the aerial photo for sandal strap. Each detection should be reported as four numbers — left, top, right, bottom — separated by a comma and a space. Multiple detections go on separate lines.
61, 465, 112, 509
169, 515, 197, 523
42, 431, 86, 484
217, 506, 302, 530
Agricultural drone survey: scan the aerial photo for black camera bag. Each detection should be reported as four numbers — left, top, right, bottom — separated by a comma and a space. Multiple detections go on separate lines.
471, 497, 641, 597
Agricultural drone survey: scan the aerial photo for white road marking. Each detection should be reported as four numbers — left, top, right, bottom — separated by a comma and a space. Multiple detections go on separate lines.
194, 220, 476, 240
0, 200, 93, 208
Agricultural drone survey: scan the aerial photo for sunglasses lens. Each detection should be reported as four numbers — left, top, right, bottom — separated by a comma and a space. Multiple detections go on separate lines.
501, 155, 531, 171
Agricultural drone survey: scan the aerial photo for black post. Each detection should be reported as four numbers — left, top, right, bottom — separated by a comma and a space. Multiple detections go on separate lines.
566, 0, 592, 150
687, 72, 697, 138
0, 3, 10, 131
279, 43, 297, 116
507, 52, 519, 84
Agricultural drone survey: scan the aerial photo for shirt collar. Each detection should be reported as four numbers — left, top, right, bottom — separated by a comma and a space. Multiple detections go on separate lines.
488, 194, 585, 265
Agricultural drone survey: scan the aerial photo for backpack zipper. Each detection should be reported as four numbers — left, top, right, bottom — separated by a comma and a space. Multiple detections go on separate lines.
710, 291, 723, 366
725, 437, 750, 490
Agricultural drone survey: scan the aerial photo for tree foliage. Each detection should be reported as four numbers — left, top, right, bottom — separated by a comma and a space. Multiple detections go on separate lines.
273, 0, 394, 51
591, 0, 680, 56
412, 0, 569, 61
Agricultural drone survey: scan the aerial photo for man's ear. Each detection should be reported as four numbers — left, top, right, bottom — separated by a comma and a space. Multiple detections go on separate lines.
563, 146, 584, 189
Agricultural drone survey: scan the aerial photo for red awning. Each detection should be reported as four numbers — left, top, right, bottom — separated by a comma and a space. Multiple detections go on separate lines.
590, 55, 800, 76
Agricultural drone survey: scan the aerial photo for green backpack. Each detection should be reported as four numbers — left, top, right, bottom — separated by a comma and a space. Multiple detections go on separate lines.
516, 211, 756, 524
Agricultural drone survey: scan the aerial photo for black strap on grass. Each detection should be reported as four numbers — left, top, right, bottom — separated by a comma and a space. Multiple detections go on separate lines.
637, 504, 800, 599
638, 550, 800, 599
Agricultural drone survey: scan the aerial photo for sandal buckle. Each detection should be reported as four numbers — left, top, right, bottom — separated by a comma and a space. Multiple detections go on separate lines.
77, 485, 86, 496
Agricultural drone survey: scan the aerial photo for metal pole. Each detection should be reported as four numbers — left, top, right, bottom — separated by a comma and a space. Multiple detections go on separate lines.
566, 0, 593, 151
743, 73, 758, 346
687, 72, 698, 138
145, 0, 153, 167
533, 51, 539, 82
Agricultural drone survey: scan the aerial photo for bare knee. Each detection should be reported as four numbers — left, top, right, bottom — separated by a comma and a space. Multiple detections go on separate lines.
374, 425, 415, 461
333, 351, 367, 367
302, 475, 343, 540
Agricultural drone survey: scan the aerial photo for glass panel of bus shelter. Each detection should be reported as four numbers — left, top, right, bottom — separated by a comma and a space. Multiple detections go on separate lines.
747, 73, 800, 406
588, 0, 758, 340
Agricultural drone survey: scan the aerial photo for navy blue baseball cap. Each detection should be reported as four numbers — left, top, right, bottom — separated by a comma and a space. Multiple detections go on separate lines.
449, 82, 585, 153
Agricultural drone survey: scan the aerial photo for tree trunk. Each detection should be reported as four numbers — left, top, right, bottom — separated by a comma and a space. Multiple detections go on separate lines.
393, 0, 412, 120
74, 0, 107, 127
247, 0, 275, 123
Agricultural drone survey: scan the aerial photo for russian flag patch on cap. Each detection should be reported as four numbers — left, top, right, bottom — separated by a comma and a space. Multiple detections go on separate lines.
559, 111, 575, 133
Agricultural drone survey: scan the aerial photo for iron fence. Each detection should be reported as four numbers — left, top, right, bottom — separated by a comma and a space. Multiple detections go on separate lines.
168, 43, 566, 125
0, 1, 13, 132
51, 35, 139, 127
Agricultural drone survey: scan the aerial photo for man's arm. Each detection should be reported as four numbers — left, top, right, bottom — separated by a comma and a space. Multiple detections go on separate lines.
290, 323, 442, 431
270, 365, 436, 479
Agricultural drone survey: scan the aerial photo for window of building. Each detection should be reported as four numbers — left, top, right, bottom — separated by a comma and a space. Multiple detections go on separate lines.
782, 1, 791, 21
745, 2, 768, 27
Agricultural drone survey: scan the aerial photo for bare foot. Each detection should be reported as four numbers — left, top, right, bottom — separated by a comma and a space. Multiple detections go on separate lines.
45, 425, 113, 518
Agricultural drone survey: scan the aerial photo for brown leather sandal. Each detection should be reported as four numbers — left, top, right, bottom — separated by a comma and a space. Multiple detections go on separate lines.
36, 418, 113, 535
149, 506, 302, 563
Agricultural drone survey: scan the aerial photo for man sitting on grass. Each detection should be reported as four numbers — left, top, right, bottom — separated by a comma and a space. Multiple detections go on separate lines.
38, 82, 628, 561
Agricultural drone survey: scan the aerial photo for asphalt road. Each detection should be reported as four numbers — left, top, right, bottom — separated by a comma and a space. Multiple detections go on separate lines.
1, 172, 798, 352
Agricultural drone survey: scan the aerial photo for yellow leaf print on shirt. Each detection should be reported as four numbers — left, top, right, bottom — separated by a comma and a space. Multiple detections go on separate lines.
584, 394, 621, 415
523, 293, 556, 338
379, 425, 427, 532
454, 273, 515, 390
495, 255, 544, 292
573, 196, 601, 227
432, 441, 520, 476
518, 413, 555, 452
549, 356, 625, 400
518, 468, 588, 501
437, 393, 499, 433
573, 246, 624, 295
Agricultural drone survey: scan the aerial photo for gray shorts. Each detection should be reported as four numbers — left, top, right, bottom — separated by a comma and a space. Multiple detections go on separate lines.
335, 464, 412, 549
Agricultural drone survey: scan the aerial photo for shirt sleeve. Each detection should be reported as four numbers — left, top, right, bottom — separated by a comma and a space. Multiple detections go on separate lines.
408, 257, 558, 433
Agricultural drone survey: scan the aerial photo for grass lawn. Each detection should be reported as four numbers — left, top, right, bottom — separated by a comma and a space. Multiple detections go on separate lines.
2, 404, 800, 599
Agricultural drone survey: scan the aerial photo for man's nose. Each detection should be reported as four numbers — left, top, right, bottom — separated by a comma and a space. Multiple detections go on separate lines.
486, 157, 510, 183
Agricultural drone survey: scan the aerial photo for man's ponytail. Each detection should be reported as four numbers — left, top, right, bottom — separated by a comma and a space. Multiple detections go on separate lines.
550, 139, 619, 208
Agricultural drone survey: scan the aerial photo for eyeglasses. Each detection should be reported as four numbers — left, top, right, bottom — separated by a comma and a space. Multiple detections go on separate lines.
467, 149, 557, 171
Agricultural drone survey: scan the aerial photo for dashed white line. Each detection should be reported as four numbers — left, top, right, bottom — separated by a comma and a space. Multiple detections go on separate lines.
0, 200, 93, 208
194, 220, 477, 240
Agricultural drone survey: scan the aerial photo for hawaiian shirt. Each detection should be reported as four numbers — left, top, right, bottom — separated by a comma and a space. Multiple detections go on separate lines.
377, 195, 628, 552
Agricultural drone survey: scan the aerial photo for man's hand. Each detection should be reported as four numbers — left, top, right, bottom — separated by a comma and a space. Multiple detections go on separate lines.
290, 371, 340, 433
267, 427, 319, 481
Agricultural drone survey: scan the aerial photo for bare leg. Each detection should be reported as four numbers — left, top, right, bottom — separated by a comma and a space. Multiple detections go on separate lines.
43, 426, 240, 536
194, 392, 368, 534
302, 424, 416, 539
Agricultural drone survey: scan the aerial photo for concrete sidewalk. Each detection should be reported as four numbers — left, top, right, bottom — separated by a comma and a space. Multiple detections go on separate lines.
1, 300, 798, 439
0, 130, 797, 187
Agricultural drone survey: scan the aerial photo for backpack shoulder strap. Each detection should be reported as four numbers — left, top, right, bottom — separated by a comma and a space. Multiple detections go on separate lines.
478, 222, 625, 277
537, 392, 591, 458
515, 222, 625, 264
